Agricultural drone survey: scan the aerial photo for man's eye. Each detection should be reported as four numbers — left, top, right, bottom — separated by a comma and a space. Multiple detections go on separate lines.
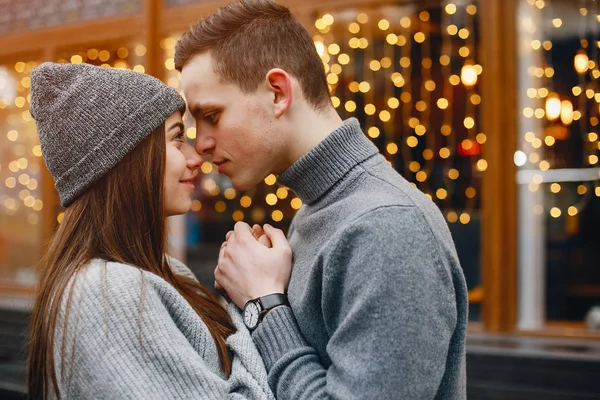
205, 113, 218, 124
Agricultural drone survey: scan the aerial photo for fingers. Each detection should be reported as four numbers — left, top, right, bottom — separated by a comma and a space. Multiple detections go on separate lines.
233, 221, 254, 238
225, 230, 234, 241
252, 224, 265, 240
258, 233, 272, 248
263, 224, 288, 249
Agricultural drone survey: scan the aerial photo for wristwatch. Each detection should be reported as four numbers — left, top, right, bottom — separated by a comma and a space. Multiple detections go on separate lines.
243, 293, 288, 331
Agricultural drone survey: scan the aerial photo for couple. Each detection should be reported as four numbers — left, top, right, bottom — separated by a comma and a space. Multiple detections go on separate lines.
27, 0, 468, 399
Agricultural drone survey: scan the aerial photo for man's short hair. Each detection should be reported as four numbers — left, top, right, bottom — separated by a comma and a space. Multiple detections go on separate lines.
175, 0, 331, 110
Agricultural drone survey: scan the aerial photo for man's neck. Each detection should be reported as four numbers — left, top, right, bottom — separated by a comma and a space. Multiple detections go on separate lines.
284, 107, 343, 169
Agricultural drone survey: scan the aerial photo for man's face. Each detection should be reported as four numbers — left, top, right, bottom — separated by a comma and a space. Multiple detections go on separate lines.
180, 53, 288, 191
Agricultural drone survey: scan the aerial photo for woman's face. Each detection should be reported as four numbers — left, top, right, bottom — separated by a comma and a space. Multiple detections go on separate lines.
164, 111, 201, 216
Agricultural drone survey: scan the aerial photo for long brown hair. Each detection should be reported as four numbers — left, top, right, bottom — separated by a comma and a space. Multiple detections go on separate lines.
27, 124, 233, 399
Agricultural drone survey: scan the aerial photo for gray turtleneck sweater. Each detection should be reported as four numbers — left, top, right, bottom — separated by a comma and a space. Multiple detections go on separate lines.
53, 258, 274, 399
252, 118, 468, 399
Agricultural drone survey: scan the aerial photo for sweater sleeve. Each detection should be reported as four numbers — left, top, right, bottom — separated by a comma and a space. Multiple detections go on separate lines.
56, 263, 273, 400
251, 206, 459, 399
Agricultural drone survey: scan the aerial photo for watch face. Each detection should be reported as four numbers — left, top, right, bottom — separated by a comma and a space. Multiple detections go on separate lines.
243, 301, 260, 329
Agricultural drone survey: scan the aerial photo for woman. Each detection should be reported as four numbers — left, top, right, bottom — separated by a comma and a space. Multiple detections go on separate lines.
26, 62, 275, 399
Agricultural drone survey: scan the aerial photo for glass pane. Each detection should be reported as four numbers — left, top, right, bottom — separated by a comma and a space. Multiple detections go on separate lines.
516, 0, 600, 328
174, 1, 484, 320
0, 60, 42, 288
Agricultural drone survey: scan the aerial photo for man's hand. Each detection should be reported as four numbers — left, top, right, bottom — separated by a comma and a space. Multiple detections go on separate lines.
215, 222, 292, 309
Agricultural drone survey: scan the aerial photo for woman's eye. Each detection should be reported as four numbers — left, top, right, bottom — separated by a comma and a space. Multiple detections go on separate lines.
174, 132, 185, 142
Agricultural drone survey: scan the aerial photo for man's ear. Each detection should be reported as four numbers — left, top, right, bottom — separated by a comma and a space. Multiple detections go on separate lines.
265, 68, 292, 118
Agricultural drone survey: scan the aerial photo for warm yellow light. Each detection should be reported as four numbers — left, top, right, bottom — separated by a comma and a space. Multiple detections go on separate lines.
567, 206, 578, 216
406, 136, 418, 148
33, 199, 43, 212
545, 93, 561, 121
345, 101, 357, 112
550, 183, 561, 193
240, 196, 252, 208
364, 104, 376, 115
326, 74, 338, 85
400, 57, 411, 68
440, 55, 450, 66
359, 38, 369, 49
265, 193, 278, 206
465, 187, 476, 198
477, 159, 488, 171
17, 158, 27, 169
315, 19, 326, 30
357, 13, 368, 24
224, 188, 236, 200
379, 110, 391, 122
437, 98, 449, 109
578, 184, 588, 195
387, 143, 399, 155
392, 72, 405, 87
322, 14, 334, 25
464, 117, 475, 129
401, 92, 412, 103
386, 34, 398, 45
338, 54, 350, 65
539, 160, 550, 171
466, 5, 477, 15
27, 179, 38, 191
459, 47, 470, 58
400, 16, 411, 28
134, 44, 146, 56
264, 174, 277, 185
461, 64, 478, 86
416, 171, 427, 182
57, 212, 65, 224
476, 133, 487, 144
276, 187, 289, 199
331, 96, 340, 108
200, 162, 213, 174
165, 58, 175, 70
291, 198, 303, 210
447, 25, 458, 35
424, 80, 436, 91
5, 177, 15, 188
414, 32, 425, 43
458, 29, 469, 39
575, 50, 589, 74
544, 136, 555, 146
87, 48, 99, 59
99, 50, 110, 62
368, 127, 380, 138
271, 210, 284, 222
378, 19, 390, 30
445, 4, 457, 14
387, 98, 400, 109
534, 108, 545, 119
133, 65, 145, 73
423, 149, 433, 160
447, 212, 458, 223
589, 132, 598, 142
436, 188, 448, 200
596, 187, 600, 197
415, 125, 426, 136
439, 148, 451, 158
550, 207, 561, 218
328, 44, 341, 55
470, 94, 481, 105
359, 81, 371, 92
348, 37, 360, 49
560, 100, 574, 125
589, 155, 599, 165
8, 162, 19, 172
448, 169, 459, 180
409, 161, 421, 172
449, 74, 461, 86
460, 213, 471, 224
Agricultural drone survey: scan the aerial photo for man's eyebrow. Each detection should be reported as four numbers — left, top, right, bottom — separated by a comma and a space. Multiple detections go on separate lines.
189, 103, 219, 117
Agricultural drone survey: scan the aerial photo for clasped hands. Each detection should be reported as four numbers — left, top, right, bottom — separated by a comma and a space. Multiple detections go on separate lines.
215, 221, 292, 309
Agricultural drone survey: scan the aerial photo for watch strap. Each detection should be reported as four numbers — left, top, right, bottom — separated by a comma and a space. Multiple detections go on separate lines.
258, 293, 288, 313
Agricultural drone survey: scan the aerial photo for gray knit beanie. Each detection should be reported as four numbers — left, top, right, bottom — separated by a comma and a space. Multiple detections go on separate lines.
30, 62, 186, 207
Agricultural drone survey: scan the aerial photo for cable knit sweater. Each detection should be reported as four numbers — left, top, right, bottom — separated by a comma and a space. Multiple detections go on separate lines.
53, 258, 274, 400
252, 118, 468, 399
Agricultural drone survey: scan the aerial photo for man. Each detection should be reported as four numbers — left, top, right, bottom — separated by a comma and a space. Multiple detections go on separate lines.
175, 0, 468, 398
